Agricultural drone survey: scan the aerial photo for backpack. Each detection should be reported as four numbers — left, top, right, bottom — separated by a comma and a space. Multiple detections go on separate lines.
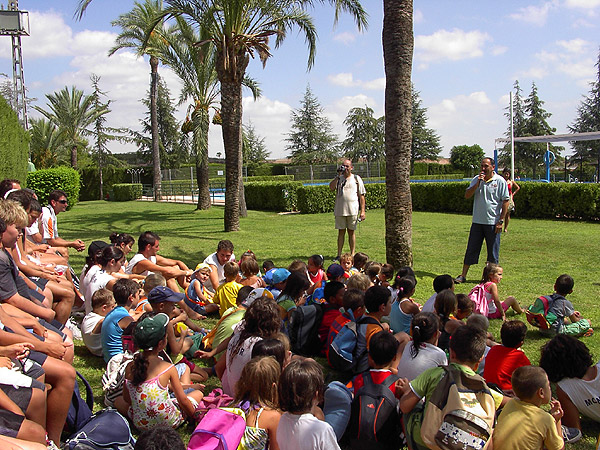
187, 404, 248, 450
102, 352, 133, 407
65, 407, 136, 450
65, 370, 94, 434
347, 371, 401, 450
526, 295, 557, 330
420, 365, 496, 450
468, 282, 492, 316
288, 303, 324, 356
328, 315, 382, 375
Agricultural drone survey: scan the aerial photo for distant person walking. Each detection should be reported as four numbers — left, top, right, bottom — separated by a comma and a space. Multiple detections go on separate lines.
502, 168, 520, 233
455, 158, 509, 284
329, 159, 365, 260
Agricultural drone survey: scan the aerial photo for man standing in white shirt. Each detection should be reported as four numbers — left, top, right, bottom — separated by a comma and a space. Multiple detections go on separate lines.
329, 159, 366, 260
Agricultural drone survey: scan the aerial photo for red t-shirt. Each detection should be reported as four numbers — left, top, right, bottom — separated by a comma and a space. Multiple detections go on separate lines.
319, 305, 342, 355
483, 345, 531, 391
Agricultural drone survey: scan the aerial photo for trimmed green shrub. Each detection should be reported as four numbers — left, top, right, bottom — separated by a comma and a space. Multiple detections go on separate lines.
244, 181, 302, 211
0, 95, 29, 184
112, 183, 143, 201
296, 185, 336, 213
79, 167, 152, 201
27, 167, 81, 208
412, 162, 428, 175
244, 175, 294, 182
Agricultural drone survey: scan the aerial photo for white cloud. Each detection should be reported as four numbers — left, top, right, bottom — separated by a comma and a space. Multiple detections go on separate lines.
556, 38, 591, 54
415, 29, 491, 63
509, 1, 558, 26
327, 73, 385, 90
333, 32, 356, 45
564, 0, 600, 9
413, 9, 424, 24
492, 46, 508, 56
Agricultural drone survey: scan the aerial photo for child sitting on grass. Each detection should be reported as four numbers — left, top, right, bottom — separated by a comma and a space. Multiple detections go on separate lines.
240, 258, 266, 289
81, 288, 115, 357
213, 261, 243, 315
484, 320, 530, 392
277, 359, 340, 450
399, 325, 506, 450
123, 313, 204, 431
185, 263, 219, 317
339, 253, 354, 279
471, 263, 523, 320
422, 274, 454, 313
318, 281, 345, 354
132, 273, 164, 320
326, 289, 365, 363
389, 276, 419, 334
492, 365, 564, 450
541, 274, 592, 336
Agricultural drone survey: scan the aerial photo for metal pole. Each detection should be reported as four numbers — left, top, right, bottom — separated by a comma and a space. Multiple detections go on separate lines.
510, 91, 515, 180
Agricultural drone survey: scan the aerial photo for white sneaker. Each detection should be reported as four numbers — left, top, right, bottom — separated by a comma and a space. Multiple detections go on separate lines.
65, 317, 82, 340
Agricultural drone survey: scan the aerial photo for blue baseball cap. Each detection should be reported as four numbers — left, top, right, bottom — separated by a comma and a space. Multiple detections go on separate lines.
147, 286, 184, 303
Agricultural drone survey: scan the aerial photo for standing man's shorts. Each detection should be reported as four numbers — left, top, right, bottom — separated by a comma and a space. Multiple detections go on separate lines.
335, 215, 359, 230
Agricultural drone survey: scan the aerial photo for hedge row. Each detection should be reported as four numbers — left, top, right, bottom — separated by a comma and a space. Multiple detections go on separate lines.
244, 181, 302, 212
79, 167, 153, 201
112, 184, 143, 201
27, 167, 81, 208
289, 181, 600, 219
0, 95, 29, 184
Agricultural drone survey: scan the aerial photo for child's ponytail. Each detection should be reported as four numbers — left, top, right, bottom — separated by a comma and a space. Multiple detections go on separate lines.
410, 312, 440, 358
395, 276, 417, 298
131, 351, 150, 386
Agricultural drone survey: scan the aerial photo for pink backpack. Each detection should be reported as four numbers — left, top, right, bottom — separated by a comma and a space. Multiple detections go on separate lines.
187, 405, 247, 450
468, 282, 492, 316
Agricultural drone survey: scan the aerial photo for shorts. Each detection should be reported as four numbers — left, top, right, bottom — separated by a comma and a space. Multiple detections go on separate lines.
487, 301, 509, 319
0, 409, 25, 438
335, 215, 359, 231
183, 332, 206, 360
183, 298, 209, 316
29, 277, 49, 290
0, 384, 32, 412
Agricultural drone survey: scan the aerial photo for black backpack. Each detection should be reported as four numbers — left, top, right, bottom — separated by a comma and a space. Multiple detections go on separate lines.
288, 303, 324, 356
65, 371, 94, 434
347, 371, 402, 450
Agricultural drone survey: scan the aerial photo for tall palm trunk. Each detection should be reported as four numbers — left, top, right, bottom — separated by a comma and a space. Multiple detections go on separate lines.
150, 55, 162, 201
71, 144, 78, 169
193, 107, 211, 210
220, 78, 243, 231
383, 0, 414, 268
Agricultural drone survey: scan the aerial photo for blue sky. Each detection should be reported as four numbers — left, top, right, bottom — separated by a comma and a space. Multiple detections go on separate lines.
1, 0, 599, 160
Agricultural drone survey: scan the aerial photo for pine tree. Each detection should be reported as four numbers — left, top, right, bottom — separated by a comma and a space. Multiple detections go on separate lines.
500, 80, 527, 172
342, 105, 384, 165
243, 122, 270, 174
286, 85, 339, 164
523, 82, 556, 178
411, 86, 441, 168
134, 78, 186, 169
569, 48, 600, 179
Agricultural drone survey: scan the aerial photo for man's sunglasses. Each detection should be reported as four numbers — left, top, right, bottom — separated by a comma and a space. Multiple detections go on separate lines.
57, 200, 68, 204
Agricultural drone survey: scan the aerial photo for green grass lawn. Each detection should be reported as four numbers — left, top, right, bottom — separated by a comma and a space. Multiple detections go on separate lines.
60, 200, 600, 448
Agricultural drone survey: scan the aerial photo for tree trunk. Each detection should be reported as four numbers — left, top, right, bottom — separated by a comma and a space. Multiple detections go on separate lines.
239, 153, 247, 217
71, 144, 77, 169
220, 78, 243, 231
193, 108, 211, 210
99, 165, 104, 200
383, 0, 414, 269
150, 56, 162, 201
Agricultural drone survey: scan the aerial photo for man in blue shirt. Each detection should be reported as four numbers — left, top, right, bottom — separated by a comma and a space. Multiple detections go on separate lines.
455, 158, 509, 284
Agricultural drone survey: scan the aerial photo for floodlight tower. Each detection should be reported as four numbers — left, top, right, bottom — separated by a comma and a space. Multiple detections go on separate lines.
0, 0, 29, 129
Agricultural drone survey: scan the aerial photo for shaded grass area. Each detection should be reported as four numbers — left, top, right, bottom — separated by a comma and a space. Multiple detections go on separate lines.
61, 201, 600, 448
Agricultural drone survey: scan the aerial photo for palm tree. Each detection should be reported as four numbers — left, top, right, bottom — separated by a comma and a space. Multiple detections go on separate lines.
151, 0, 368, 232
29, 118, 61, 169
34, 86, 106, 169
383, 0, 414, 268
110, 0, 165, 201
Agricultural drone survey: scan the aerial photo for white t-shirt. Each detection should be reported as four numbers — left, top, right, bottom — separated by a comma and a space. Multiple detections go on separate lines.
396, 341, 448, 381
333, 174, 366, 217
221, 323, 261, 396
80, 265, 100, 302
125, 253, 156, 276
558, 362, 600, 422
81, 312, 104, 357
83, 269, 114, 314
277, 413, 340, 450
203, 252, 236, 287
422, 293, 437, 313
25, 218, 40, 243
40, 206, 58, 243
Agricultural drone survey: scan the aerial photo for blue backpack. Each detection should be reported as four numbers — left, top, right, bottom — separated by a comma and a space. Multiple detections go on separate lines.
65, 408, 136, 450
328, 315, 382, 375
65, 371, 94, 434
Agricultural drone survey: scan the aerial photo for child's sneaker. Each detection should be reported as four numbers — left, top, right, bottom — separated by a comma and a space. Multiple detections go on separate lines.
562, 425, 582, 443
